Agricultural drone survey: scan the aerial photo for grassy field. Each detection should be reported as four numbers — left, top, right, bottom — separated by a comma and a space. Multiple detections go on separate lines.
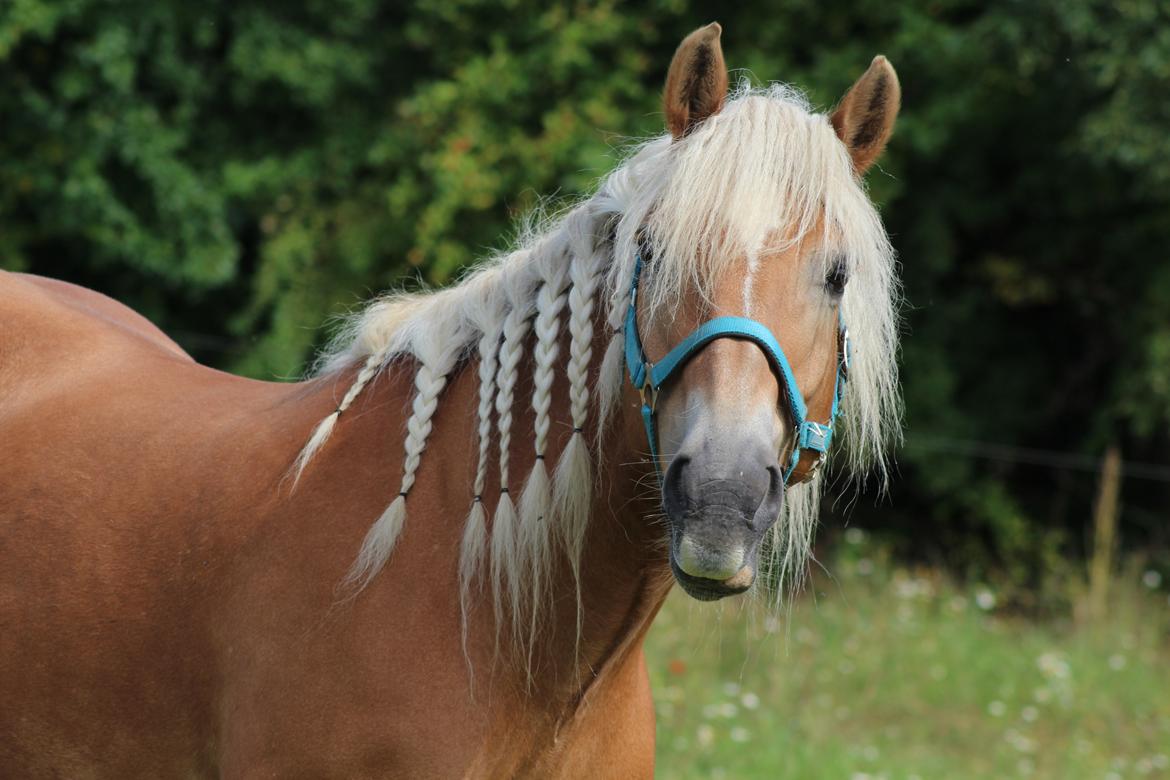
647, 532, 1170, 779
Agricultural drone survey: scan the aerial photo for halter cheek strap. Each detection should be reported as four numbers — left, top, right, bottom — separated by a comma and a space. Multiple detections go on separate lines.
623, 253, 849, 485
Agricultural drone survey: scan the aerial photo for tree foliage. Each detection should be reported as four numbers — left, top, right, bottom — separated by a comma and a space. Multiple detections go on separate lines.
3, 0, 1167, 575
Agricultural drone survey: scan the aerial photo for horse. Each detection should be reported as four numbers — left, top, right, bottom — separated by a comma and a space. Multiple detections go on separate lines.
0, 23, 901, 778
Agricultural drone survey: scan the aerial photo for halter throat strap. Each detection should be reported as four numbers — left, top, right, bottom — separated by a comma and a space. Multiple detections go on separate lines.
623, 253, 845, 483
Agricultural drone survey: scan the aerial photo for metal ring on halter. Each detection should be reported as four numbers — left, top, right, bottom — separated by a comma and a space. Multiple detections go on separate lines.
638, 363, 659, 413
805, 449, 828, 478
841, 327, 851, 375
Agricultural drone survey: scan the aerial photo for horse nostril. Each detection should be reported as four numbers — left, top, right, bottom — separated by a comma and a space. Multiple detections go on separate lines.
663, 455, 691, 517
766, 464, 782, 496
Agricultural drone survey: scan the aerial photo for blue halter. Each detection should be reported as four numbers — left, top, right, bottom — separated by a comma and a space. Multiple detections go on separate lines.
623, 253, 849, 484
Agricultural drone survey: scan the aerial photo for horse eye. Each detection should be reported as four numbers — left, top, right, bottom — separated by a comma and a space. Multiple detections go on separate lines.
637, 235, 655, 263
825, 258, 848, 297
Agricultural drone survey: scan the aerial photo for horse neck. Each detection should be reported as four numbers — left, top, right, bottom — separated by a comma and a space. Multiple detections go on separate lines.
490, 322, 672, 710
271, 267, 672, 723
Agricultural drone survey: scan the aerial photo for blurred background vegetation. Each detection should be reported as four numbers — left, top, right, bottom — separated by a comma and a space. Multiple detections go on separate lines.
647, 540, 1170, 778
2, 0, 1168, 775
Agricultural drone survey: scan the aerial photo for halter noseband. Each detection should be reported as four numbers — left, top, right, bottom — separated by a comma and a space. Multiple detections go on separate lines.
623, 253, 849, 485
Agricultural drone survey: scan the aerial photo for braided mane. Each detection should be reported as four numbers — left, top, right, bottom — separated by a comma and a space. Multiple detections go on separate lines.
294, 83, 901, 647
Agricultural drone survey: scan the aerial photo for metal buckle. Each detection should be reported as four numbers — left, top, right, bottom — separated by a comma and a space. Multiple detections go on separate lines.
788, 447, 827, 485
840, 327, 851, 375
806, 449, 827, 478
639, 363, 659, 412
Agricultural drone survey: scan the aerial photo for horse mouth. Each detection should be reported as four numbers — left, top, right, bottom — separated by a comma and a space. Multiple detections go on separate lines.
669, 555, 755, 601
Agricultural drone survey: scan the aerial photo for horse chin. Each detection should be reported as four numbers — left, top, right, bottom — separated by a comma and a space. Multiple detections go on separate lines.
668, 553, 756, 601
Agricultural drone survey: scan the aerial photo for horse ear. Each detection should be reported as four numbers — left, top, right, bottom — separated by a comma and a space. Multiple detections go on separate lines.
663, 23, 729, 139
830, 56, 901, 174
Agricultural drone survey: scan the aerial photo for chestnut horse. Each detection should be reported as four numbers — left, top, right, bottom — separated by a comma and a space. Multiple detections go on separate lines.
0, 24, 901, 778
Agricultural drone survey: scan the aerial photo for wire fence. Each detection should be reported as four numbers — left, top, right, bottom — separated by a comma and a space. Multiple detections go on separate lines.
904, 435, 1170, 484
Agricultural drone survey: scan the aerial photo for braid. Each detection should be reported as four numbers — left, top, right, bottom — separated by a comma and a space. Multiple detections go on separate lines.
400, 361, 449, 495
459, 323, 502, 661
528, 273, 569, 469
517, 263, 569, 655
292, 349, 385, 486
490, 296, 532, 642
472, 329, 503, 504
346, 347, 458, 592
552, 249, 604, 592
339, 351, 385, 413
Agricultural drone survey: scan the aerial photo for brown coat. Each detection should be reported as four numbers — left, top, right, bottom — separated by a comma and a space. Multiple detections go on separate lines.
0, 270, 669, 777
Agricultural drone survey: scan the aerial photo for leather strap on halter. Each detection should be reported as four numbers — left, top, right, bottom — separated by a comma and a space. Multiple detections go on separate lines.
623, 253, 848, 485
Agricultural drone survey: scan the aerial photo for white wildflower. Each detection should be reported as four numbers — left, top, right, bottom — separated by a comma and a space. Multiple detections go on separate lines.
1037, 652, 1071, 680
974, 587, 997, 611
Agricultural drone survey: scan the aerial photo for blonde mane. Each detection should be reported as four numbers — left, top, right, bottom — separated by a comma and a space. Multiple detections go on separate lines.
294, 82, 901, 647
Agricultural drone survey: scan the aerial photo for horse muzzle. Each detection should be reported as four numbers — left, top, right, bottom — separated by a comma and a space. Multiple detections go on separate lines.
661, 438, 784, 601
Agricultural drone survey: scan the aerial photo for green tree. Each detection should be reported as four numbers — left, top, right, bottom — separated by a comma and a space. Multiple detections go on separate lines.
3, 0, 1168, 579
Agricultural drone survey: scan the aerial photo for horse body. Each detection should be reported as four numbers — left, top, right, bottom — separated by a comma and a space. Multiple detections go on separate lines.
1, 24, 903, 778
0, 270, 666, 777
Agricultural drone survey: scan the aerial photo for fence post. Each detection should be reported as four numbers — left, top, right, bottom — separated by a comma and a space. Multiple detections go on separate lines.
1087, 442, 1123, 622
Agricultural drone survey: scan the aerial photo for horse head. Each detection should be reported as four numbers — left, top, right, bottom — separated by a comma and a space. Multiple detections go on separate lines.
623, 24, 901, 600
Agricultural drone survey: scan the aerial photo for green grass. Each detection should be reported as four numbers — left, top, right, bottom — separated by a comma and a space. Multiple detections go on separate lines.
647, 535, 1170, 779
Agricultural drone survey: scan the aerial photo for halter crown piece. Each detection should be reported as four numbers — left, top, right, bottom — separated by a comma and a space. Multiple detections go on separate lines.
623, 253, 850, 485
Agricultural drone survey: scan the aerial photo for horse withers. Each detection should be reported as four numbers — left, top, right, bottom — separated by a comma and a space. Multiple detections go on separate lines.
0, 23, 901, 778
